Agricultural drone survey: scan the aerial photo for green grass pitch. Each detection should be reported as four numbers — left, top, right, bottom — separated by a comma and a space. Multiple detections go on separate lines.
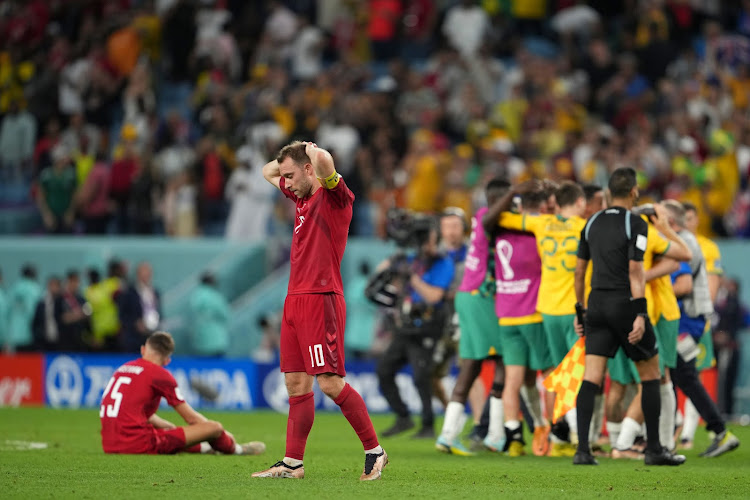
1, 408, 749, 499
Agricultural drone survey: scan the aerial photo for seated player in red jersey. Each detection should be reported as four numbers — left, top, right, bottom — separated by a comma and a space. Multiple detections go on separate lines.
99, 331, 265, 455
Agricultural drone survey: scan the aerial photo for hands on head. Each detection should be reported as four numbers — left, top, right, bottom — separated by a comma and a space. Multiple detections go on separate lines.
514, 179, 544, 195
649, 202, 671, 232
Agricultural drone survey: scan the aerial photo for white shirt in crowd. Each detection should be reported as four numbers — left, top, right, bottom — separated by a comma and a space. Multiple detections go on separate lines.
442, 4, 490, 57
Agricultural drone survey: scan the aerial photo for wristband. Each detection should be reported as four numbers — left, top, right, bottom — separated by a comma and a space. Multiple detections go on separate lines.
575, 303, 586, 328
317, 170, 341, 189
631, 297, 647, 315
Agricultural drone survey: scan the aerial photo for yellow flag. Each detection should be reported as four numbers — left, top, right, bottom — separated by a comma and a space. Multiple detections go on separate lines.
543, 337, 586, 422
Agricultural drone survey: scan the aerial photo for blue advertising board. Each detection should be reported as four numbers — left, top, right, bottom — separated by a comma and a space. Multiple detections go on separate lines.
44, 353, 260, 411
43, 353, 458, 413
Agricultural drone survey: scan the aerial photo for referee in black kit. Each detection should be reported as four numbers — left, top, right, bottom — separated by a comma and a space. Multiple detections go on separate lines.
571, 167, 685, 466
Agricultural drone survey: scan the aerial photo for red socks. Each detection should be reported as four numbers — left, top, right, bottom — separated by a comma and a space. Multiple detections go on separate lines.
334, 383, 379, 450
184, 443, 202, 453
209, 430, 236, 454
285, 392, 315, 460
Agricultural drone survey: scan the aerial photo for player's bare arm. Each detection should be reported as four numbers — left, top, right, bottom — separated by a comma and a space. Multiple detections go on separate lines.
628, 260, 646, 344
174, 402, 210, 426
645, 257, 680, 282
262, 159, 282, 189
651, 204, 692, 261
672, 273, 693, 297
305, 142, 337, 185
482, 179, 540, 235
707, 273, 721, 302
409, 274, 445, 304
573, 257, 588, 335
148, 413, 177, 430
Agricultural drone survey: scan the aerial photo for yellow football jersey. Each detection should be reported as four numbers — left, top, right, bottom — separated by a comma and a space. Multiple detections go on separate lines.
696, 234, 723, 275
499, 212, 586, 316
643, 221, 671, 324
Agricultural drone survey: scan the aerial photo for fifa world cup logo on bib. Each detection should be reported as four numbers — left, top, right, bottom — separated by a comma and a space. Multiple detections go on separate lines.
496, 240, 515, 280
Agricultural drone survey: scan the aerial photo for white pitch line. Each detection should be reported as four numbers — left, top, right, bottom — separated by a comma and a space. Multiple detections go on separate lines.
1, 440, 49, 450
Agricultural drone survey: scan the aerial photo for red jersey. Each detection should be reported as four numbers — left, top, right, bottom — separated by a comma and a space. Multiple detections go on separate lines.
100, 358, 184, 454
280, 177, 354, 296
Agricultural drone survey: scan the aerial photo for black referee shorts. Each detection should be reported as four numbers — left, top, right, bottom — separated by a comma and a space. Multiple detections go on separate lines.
585, 290, 658, 362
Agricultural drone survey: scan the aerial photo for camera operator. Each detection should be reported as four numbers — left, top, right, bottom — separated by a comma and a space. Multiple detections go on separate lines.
432, 208, 469, 409
371, 214, 456, 439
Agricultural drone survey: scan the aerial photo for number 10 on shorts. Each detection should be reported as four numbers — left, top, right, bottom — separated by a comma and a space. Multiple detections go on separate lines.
309, 344, 325, 367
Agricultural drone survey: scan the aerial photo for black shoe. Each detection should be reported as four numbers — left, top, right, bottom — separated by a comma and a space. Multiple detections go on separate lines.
573, 451, 599, 465
551, 420, 570, 443
412, 426, 436, 439
504, 424, 525, 450
381, 416, 415, 437
644, 447, 686, 466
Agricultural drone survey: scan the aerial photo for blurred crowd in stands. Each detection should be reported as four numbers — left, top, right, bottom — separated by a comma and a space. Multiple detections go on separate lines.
0, 260, 233, 357
0, 0, 749, 239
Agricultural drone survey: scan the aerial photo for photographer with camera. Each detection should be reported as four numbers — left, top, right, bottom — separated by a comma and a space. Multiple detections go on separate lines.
369, 212, 456, 439
431, 208, 469, 409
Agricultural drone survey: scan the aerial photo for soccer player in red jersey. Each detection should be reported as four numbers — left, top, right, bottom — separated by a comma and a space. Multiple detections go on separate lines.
100, 331, 265, 456
251, 141, 386, 481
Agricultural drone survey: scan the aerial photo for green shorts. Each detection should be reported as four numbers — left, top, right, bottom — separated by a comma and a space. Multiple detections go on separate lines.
607, 347, 641, 385
500, 321, 551, 370
696, 327, 716, 371
456, 291, 501, 360
655, 317, 678, 371
542, 313, 579, 366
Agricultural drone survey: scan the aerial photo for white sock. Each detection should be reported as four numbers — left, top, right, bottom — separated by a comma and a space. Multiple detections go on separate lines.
616, 417, 641, 450
234, 443, 243, 455
565, 408, 578, 444
659, 382, 676, 449
681, 399, 699, 441
283, 457, 303, 467
200, 442, 212, 454
365, 445, 383, 455
486, 396, 505, 442
440, 401, 465, 442
591, 394, 604, 444
520, 384, 546, 428
606, 421, 622, 449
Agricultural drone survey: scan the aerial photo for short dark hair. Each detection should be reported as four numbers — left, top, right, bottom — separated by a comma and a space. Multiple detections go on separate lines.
276, 141, 310, 166
682, 201, 697, 214
487, 178, 511, 192
87, 268, 101, 284
66, 269, 79, 281
107, 259, 123, 277
521, 189, 547, 211
146, 331, 175, 358
608, 167, 638, 198
555, 181, 585, 208
200, 271, 217, 286
541, 179, 559, 199
21, 264, 36, 279
486, 178, 511, 204
582, 184, 603, 202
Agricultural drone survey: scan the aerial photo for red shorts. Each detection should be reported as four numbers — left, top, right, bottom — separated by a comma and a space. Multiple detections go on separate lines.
280, 293, 347, 376
103, 427, 186, 454
153, 427, 187, 454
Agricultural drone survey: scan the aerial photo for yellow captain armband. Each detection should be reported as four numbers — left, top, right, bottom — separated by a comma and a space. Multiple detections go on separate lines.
318, 170, 341, 189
